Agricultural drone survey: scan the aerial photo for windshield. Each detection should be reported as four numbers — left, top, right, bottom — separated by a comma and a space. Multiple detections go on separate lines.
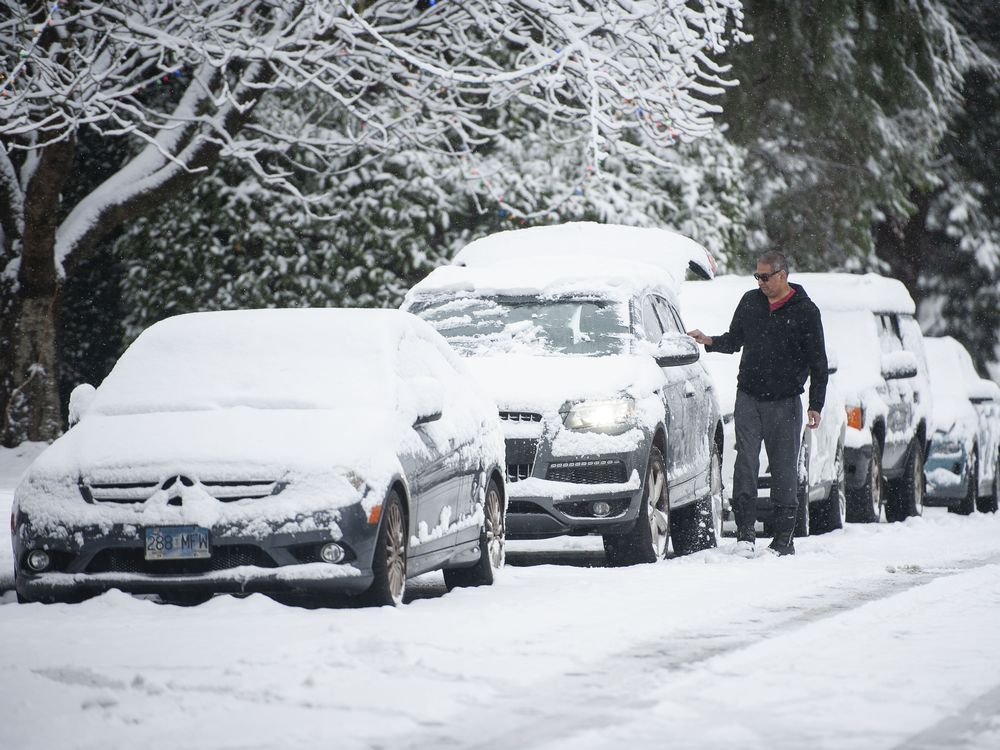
410, 295, 632, 356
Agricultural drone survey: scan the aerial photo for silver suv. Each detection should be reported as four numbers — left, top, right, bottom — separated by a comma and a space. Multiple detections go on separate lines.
403, 223, 724, 565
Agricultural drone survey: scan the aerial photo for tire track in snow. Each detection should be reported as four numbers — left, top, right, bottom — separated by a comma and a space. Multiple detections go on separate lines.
403, 551, 1000, 750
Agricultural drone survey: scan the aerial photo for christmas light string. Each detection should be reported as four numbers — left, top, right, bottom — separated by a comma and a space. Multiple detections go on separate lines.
1, 1, 61, 97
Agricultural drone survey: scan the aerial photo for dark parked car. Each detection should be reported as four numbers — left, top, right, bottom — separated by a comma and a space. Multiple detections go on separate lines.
12, 309, 506, 606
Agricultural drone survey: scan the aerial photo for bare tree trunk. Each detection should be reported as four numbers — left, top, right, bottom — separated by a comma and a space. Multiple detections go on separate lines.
1, 140, 75, 445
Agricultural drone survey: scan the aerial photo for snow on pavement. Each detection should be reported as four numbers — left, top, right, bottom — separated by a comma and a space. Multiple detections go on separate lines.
2, 445, 1000, 749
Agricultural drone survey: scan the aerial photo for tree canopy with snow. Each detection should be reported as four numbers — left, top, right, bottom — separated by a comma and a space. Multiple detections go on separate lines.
0, 0, 749, 444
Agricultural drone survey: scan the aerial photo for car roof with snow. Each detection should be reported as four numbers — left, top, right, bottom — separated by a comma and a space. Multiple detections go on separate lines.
407, 256, 683, 304
792, 272, 916, 314
453, 221, 717, 286
89, 307, 457, 416
681, 272, 916, 316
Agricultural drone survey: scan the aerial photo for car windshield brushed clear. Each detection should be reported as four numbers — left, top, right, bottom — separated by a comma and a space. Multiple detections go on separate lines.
410, 295, 631, 356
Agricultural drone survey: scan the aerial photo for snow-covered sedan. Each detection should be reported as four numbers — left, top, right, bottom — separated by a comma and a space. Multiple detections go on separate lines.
923, 336, 1000, 514
680, 276, 848, 536
403, 223, 724, 566
12, 309, 506, 606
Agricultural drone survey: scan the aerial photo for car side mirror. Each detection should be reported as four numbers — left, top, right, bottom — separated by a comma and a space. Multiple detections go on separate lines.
413, 410, 443, 427
654, 332, 700, 367
968, 379, 999, 404
402, 376, 445, 428
68, 383, 96, 427
881, 351, 919, 380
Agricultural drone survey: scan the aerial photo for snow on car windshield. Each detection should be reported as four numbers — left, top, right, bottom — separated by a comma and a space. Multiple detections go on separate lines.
410, 295, 631, 356
89, 309, 397, 415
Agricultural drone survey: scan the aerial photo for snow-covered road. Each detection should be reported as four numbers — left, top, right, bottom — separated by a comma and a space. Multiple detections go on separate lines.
2, 445, 999, 750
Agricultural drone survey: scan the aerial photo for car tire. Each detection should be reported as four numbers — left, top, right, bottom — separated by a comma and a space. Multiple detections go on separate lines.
672, 444, 723, 555
444, 477, 505, 590
847, 434, 883, 523
363, 491, 407, 607
794, 441, 810, 538
952, 448, 978, 516
603, 446, 669, 566
812, 442, 847, 534
977, 453, 1000, 514
886, 439, 925, 522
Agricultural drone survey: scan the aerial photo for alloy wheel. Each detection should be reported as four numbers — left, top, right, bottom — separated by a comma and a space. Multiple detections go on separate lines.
912, 444, 925, 516
709, 449, 724, 542
834, 446, 847, 526
646, 460, 669, 558
384, 501, 406, 604
871, 450, 884, 522
485, 484, 505, 570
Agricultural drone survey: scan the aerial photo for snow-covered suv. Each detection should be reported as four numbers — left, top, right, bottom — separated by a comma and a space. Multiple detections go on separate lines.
403, 223, 724, 565
797, 274, 932, 523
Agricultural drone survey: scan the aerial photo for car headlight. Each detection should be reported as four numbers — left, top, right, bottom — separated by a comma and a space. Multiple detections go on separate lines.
563, 398, 636, 432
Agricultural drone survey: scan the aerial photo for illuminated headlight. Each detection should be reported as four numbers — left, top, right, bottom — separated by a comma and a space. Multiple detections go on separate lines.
563, 398, 636, 431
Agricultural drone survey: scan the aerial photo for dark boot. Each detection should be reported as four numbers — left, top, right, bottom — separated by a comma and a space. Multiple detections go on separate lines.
732, 494, 757, 544
768, 505, 797, 556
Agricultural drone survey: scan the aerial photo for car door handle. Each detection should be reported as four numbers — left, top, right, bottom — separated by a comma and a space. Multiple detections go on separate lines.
684, 391, 696, 399
684, 383, 696, 398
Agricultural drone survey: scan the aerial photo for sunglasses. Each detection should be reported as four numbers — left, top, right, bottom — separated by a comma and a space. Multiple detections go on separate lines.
753, 270, 784, 282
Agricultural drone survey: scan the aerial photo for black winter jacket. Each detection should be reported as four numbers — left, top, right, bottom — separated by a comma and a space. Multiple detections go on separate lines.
706, 283, 828, 412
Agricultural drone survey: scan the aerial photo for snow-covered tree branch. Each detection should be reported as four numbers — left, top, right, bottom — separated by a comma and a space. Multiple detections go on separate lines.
0, 0, 747, 444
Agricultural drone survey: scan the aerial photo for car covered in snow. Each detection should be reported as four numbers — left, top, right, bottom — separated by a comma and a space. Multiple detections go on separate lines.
12, 309, 506, 606
402, 222, 724, 566
794, 274, 932, 524
680, 276, 849, 536
923, 336, 1000, 514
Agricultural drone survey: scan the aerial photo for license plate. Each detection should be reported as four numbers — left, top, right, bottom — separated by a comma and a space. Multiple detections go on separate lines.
144, 526, 211, 560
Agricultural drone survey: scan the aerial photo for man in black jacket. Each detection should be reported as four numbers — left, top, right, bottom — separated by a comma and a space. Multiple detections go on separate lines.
688, 251, 828, 556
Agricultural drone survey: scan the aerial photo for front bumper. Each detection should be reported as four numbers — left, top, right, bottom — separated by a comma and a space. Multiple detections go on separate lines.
924, 451, 969, 503
13, 504, 378, 603
505, 479, 644, 538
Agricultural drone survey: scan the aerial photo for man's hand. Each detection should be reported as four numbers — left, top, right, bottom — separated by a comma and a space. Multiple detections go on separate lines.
807, 410, 821, 429
687, 329, 712, 346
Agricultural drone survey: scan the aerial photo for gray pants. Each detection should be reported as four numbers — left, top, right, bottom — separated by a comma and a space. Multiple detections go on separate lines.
732, 390, 802, 543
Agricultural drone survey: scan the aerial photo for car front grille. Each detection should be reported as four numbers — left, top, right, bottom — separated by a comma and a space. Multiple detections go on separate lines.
85, 545, 278, 575
545, 460, 628, 485
499, 411, 542, 423
81, 479, 280, 504
505, 438, 539, 482
507, 500, 549, 515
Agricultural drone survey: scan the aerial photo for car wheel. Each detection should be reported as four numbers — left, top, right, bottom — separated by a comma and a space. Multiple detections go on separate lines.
977, 453, 1000, 514
794, 441, 810, 538
364, 491, 407, 606
886, 439, 925, 522
847, 434, 883, 523
603, 446, 669, 566
811, 443, 846, 534
444, 477, 505, 590
953, 448, 978, 516
671, 444, 723, 555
